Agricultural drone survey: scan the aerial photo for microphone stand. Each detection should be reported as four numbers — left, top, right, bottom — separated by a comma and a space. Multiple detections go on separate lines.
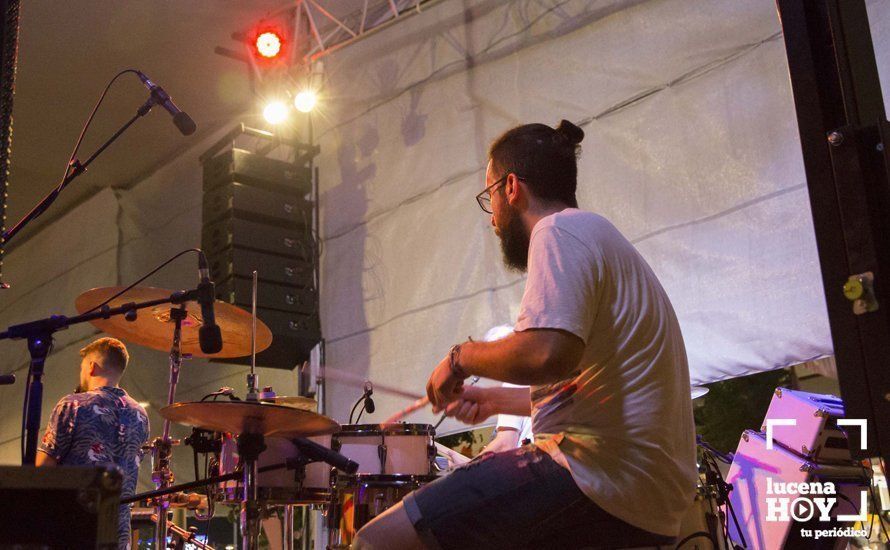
0, 287, 205, 465
2, 95, 156, 247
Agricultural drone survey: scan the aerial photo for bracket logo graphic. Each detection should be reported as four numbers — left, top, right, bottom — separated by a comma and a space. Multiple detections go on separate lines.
762, 418, 870, 529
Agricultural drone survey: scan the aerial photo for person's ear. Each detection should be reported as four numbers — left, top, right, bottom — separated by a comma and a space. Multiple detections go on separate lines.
505, 173, 522, 206
89, 361, 100, 377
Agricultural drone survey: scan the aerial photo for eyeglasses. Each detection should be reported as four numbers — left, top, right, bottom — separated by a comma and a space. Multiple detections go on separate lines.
475, 175, 509, 214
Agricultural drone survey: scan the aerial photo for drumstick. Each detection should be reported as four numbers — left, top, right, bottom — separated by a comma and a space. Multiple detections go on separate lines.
382, 378, 476, 424
311, 363, 425, 401
383, 396, 430, 424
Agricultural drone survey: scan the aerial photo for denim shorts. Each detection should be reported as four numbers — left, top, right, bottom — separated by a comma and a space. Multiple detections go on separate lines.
402, 445, 675, 550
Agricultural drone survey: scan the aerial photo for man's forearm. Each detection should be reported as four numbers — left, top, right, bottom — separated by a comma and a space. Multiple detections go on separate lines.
458, 331, 580, 385
483, 386, 532, 416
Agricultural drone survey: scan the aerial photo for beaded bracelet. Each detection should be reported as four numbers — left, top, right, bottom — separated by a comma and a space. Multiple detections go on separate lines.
449, 343, 469, 379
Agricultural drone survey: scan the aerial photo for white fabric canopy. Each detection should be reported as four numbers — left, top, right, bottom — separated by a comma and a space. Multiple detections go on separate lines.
314, 0, 890, 430
0, 0, 888, 485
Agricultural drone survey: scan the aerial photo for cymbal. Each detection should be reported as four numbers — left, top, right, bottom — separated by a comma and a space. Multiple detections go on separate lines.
75, 286, 272, 358
263, 395, 318, 411
159, 401, 339, 437
691, 386, 709, 400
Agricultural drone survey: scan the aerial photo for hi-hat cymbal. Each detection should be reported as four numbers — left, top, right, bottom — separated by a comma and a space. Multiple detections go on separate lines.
75, 286, 272, 358
263, 396, 318, 411
159, 401, 339, 437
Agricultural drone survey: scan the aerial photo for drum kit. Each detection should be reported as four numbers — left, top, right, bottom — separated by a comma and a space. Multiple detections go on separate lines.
72, 280, 441, 550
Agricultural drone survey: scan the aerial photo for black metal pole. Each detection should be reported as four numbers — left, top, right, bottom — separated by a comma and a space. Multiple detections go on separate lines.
21, 334, 51, 465
776, 0, 890, 457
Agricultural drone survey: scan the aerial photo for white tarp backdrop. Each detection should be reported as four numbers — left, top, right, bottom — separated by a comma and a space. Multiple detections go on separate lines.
0, 0, 888, 490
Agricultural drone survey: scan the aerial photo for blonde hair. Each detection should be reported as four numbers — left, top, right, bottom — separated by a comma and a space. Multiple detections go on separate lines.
80, 337, 130, 373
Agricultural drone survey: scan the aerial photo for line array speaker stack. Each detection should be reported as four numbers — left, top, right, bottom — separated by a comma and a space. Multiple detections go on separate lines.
201, 126, 321, 370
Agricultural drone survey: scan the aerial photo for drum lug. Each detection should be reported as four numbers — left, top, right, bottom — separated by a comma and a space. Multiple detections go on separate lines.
378, 444, 387, 475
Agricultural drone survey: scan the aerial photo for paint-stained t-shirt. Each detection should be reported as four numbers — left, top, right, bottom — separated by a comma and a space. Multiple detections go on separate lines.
39, 386, 150, 549
515, 209, 697, 537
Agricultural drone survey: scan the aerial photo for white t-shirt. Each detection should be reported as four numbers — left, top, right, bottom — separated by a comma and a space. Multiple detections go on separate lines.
496, 383, 533, 444
515, 208, 697, 537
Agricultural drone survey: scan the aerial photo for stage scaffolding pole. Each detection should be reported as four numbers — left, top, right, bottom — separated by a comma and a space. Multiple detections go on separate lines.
777, 0, 890, 459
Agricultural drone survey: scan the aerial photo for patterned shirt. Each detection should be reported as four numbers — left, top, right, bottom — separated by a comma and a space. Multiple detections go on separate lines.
39, 387, 150, 549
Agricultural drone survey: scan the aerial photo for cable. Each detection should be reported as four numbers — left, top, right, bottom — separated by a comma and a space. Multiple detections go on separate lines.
60, 69, 142, 191
80, 248, 203, 315
868, 472, 889, 543
675, 531, 716, 549
699, 445, 743, 549
348, 393, 365, 424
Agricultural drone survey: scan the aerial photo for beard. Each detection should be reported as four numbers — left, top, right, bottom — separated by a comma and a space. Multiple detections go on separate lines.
497, 204, 531, 272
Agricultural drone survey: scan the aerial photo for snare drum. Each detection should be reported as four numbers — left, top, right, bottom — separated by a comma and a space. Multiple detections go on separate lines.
219, 434, 332, 504
327, 474, 436, 549
333, 423, 435, 475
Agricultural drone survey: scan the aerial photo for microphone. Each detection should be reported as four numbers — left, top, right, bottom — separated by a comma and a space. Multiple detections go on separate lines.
197, 253, 223, 354
363, 381, 375, 414
0, 374, 15, 385
292, 437, 359, 474
136, 71, 197, 136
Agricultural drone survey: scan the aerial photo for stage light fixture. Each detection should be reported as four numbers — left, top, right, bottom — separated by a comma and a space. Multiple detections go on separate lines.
294, 90, 318, 113
263, 101, 289, 124
255, 31, 283, 59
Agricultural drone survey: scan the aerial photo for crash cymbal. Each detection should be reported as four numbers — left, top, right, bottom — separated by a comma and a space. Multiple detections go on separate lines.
691, 386, 709, 400
262, 395, 318, 411
75, 286, 272, 358
159, 401, 339, 437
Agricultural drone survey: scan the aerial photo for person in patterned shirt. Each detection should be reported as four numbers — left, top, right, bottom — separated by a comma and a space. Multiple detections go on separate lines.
36, 337, 150, 550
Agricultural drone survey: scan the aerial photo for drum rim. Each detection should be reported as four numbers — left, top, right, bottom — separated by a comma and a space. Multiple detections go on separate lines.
334, 473, 438, 487
336, 423, 435, 436
221, 486, 331, 504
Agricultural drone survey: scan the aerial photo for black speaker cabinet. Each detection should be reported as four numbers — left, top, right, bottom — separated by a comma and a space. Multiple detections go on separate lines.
0, 465, 123, 549
202, 146, 321, 370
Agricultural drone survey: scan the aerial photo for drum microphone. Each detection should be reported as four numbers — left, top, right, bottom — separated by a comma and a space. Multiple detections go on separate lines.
292, 437, 359, 475
136, 71, 197, 136
197, 253, 223, 354
0, 373, 15, 385
363, 381, 375, 414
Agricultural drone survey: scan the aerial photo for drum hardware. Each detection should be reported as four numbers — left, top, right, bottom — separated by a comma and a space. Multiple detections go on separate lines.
152, 303, 188, 546
246, 270, 260, 401
149, 514, 215, 550
378, 441, 387, 476
122, 460, 302, 506
679, 435, 738, 550
327, 474, 437, 549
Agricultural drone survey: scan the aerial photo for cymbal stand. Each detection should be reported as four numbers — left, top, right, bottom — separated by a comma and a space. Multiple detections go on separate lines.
238, 432, 265, 550
152, 305, 188, 548
283, 504, 295, 550
246, 270, 259, 401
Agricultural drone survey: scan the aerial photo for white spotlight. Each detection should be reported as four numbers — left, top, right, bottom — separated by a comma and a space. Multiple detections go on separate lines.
294, 90, 318, 113
263, 101, 289, 124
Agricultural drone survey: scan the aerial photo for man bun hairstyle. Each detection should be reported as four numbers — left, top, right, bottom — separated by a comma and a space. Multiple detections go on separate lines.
80, 337, 130, 374
488, 119, 584, 208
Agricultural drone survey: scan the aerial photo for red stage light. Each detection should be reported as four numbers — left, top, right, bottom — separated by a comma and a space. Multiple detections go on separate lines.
255, 31, 283, 59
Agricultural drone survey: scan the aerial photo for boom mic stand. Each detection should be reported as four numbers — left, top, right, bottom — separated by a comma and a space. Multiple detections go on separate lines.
2, 94, 157, 247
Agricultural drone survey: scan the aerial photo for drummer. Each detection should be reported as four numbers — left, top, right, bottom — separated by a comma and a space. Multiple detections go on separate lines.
36, 337, 150, 550
353, 120, 697, 549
